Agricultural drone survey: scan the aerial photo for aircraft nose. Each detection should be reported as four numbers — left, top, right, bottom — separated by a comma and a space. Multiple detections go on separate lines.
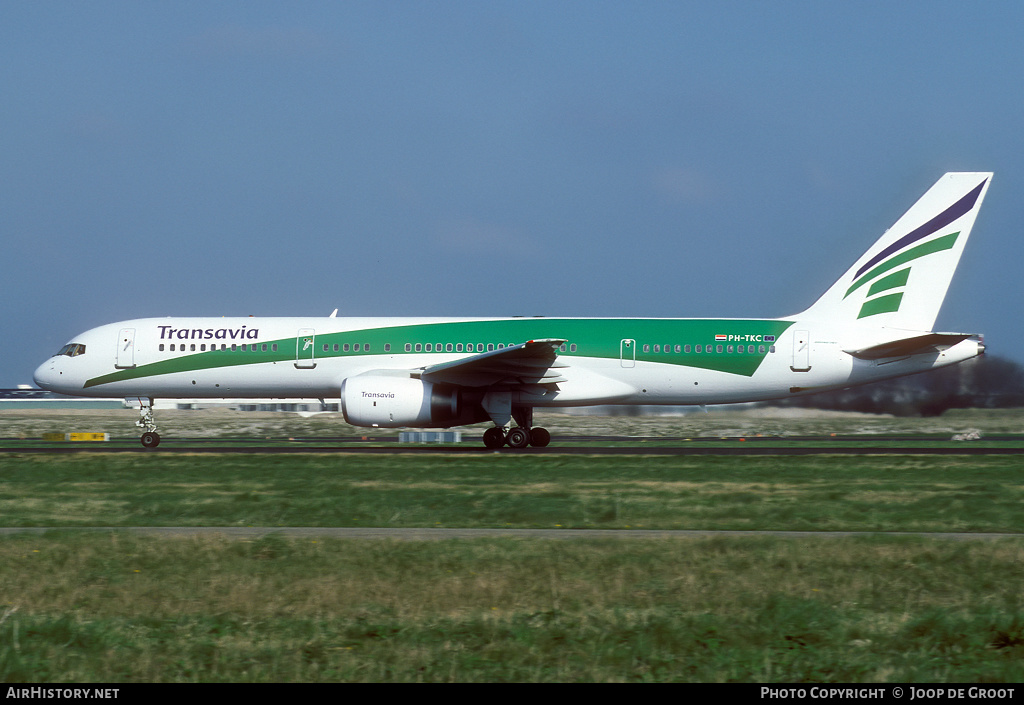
33, 359, 60, 391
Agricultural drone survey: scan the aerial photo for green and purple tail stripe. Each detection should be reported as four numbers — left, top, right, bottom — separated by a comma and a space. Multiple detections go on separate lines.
854, 178, 987, 279
843, 176, 986, 319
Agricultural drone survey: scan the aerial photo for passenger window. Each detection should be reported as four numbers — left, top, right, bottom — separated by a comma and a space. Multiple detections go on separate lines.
643, 344, 650, 353
456, 343, 464, 352
446, 343, 453, 352
384, 344, 391, 352
405, 343, 412, 352
684, 345, 691, 353
716, 345, 723, 353
415, 343, 422, 352
425, 343, 432, 352
570, 344, 577, 352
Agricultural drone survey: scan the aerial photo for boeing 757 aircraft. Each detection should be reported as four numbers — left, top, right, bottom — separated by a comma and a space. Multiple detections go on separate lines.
35, 172, 992, 449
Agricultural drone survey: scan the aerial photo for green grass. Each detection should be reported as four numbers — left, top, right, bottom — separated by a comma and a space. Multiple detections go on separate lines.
2, 533, 1024, 682
2, 409, 1023, 682
0, 453, 1022, 532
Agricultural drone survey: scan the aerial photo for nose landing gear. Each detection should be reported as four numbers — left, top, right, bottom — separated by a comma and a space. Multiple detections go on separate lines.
135, 398, 161, 448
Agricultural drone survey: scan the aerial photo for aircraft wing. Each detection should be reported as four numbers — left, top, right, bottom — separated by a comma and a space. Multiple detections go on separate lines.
844, 333, 974, 360
418, 338, 569, 387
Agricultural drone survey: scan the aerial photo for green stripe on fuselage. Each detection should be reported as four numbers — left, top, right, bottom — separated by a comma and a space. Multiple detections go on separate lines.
84, 318, 796, 388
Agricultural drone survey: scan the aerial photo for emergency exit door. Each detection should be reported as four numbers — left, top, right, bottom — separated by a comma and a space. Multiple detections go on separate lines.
295, 328, 317, 369
620, 339, 636, 368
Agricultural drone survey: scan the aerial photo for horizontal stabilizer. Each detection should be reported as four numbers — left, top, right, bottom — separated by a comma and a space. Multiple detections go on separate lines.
844, 333, 973, 360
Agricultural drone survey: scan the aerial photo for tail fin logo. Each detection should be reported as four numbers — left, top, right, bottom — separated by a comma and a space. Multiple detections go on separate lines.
842, 178, 987, 320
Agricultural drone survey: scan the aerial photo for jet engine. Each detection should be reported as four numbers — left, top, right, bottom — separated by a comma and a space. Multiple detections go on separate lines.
341, 374, 480, 428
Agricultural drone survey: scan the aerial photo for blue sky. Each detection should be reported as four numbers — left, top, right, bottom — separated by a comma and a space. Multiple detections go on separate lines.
3, 1, 1022, 388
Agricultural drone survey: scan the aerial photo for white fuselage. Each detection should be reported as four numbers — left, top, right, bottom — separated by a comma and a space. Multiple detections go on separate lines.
33, 315, 982, 415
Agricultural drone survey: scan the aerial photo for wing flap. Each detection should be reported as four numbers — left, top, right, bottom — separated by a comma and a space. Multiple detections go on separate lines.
420, 338, 569, 387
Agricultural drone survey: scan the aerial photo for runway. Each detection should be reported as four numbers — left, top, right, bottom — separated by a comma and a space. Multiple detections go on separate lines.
3, 434, 1023, 455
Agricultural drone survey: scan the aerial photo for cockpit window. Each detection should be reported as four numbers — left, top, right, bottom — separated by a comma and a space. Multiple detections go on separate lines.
55, 343, 86, 357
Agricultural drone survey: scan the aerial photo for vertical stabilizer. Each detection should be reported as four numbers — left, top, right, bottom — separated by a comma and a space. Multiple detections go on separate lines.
795, 172, 991, 332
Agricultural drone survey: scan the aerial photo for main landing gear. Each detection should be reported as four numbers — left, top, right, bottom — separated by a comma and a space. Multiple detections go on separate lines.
481, 406, 551, 449
135, 398, 161, 448
482, 426, 551, 449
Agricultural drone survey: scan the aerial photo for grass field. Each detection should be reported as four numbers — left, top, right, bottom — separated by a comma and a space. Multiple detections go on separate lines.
0, 453, 1023, 532
1, 408, 1023, 682
3, 534, 1024, 682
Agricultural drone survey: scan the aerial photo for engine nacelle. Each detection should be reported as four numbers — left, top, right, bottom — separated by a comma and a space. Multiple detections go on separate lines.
341, 374, 468, 428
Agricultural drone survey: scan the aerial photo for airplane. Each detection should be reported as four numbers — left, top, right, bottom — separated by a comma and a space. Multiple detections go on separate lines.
34, 172, 992, 449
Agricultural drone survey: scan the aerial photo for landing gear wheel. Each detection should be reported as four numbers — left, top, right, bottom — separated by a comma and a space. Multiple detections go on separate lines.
529, 427, 550, 447
483, 427, 506, 449
135, 398, 160, 446
506, 427, 531, 449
